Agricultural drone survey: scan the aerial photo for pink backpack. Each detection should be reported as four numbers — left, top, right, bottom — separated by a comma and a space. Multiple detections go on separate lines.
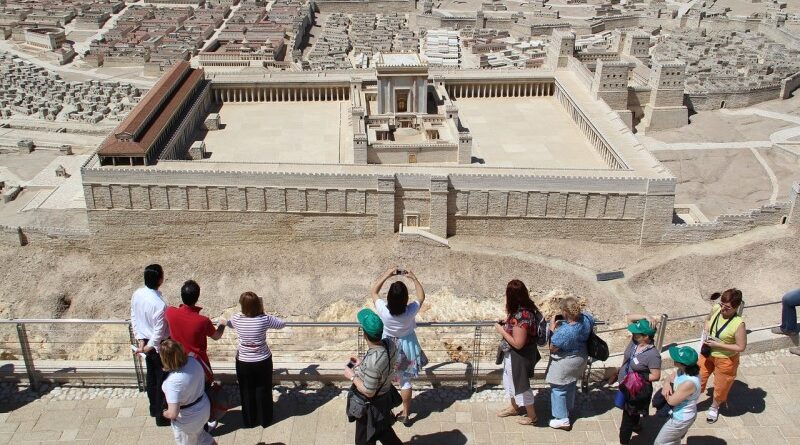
621, 370, 645, 398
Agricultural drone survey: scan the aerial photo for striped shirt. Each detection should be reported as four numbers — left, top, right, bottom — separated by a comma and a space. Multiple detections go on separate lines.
227, 313, 286, 362
356, 340, 398, 396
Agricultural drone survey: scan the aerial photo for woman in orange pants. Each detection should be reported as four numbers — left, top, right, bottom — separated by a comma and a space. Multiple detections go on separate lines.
699, 288, 747, 424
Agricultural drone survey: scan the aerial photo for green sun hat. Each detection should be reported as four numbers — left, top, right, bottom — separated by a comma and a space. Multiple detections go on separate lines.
357, 308, 384, 339
627, 319, 657, 337
669, 346, 698, 366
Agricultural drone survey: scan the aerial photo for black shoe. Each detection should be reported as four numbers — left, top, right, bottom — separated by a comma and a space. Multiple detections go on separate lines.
155, 416, 171, 427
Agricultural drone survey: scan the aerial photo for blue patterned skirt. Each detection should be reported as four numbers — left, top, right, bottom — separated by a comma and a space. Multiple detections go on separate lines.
387, 331, 428, 379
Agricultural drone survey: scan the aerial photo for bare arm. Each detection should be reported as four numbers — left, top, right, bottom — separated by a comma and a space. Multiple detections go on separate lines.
494, 323, 528, 350
665, 380, 696, 406
405, 270, 425, 307
626, 313, 660, 328
343, 363, 376, 398
371, 267, 397, 304
648, 369, 661, 382
163, 402, 180, 420
210, 323, 225, 341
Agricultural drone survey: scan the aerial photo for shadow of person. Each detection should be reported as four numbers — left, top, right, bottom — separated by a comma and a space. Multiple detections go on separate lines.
686, 436, 727, 444
0, 367, 55, 413
696, 381, 766, 417
212, 408, 244, 437
406, 429, 468, 444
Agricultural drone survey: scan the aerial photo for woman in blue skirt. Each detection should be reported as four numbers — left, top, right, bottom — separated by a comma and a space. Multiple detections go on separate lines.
371, 266, 428, 426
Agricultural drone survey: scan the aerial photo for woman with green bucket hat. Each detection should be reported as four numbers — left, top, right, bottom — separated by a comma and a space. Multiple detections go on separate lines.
654, 346, 702, 445
609, 314, 662, 444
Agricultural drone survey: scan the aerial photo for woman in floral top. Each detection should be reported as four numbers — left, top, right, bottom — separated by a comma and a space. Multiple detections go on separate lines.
494, 280, 543, 425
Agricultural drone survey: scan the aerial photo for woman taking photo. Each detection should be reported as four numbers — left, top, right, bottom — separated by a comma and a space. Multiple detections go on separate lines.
371, 266, 427, 426
159, 339, 216, 445
223, 291, 286, 428
654, 346, 702, 445
700, 288, 746, 423
608, 315, 662, 444
545, 297, 594, 430
494, 279, 542, 426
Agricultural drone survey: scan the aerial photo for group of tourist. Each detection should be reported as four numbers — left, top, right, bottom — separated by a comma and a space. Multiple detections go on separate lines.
131, 260, 770, 445
131, 264, 287, 445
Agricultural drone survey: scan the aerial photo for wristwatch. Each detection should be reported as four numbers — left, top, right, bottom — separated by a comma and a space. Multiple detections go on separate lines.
350, 375, 356, 382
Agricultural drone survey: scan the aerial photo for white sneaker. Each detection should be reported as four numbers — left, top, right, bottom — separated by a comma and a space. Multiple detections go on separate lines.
706, 406, 719, 423
206, 420, 218, 431
548, 418, 571, 430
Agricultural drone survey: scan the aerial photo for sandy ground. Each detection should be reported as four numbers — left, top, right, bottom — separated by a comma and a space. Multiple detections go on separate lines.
0, 226, 796, 335
647, 112, 793, 144
655, 148, 776, 217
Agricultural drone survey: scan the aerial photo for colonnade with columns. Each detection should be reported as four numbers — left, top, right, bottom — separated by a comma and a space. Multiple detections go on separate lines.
444, 82, 554, 99
554, 84, 624, 170
212, 86, 351, 103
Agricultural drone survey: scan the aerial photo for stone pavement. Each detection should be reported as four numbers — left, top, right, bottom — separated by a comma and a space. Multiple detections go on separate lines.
1, 349, 798, 445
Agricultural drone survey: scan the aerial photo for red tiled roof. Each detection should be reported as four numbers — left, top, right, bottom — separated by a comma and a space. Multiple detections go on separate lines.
98, 61, 203, 157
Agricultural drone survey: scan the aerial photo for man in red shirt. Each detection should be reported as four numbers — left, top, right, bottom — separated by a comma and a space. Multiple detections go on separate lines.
165, 280, 225, 382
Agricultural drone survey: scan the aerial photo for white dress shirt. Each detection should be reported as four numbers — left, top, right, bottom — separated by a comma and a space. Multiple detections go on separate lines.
131, 286, 169, 351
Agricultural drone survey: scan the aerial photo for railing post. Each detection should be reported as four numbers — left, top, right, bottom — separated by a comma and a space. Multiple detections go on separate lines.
128, 323, 145, 392
357, 327, 365, 357
16, 323, 38, 390
655, 314, 669, 351
470, 326, 481, 392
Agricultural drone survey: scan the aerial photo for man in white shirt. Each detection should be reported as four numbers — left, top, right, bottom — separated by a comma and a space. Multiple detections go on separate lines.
131, 264, 171, 426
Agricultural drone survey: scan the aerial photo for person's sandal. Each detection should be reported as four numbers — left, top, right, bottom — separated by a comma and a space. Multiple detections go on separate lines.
706, 406, 719, 423
517, 416, 537, 425
496, 407, 521, 417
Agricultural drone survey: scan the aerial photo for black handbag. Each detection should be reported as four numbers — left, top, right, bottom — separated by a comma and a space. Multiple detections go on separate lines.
587, 331, 609, 361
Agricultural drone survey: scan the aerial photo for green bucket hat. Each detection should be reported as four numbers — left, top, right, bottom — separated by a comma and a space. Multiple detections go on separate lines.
669, 346, 698, 366
627, 319, 657, 337
357, 308, 384, 339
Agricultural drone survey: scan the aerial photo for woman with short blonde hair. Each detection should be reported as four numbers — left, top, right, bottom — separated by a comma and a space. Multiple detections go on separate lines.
159, 339, 216, 445
545, 297, 594, 430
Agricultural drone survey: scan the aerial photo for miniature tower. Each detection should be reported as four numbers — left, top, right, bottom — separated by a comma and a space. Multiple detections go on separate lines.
641, 60, 689, 132
547, 30, 575, 68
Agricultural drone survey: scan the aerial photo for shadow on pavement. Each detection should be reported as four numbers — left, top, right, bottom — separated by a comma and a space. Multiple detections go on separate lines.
406, 429, 468, 444
687, 436, 727, 444
696, 381, 766, 417
0, 367, 55, 413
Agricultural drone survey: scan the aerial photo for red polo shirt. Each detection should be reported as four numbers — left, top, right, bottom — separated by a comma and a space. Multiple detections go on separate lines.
165, 304, 216, 377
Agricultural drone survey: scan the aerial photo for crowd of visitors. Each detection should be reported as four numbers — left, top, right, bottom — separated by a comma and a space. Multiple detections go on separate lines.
131, 262, 786, 445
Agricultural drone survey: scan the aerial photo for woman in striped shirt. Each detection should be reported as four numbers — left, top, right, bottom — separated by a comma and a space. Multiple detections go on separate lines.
222, 291, 286, 428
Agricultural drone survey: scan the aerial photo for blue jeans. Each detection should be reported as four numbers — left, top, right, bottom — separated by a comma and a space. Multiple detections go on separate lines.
781, 288, 800, 332
550, 382, 576, 420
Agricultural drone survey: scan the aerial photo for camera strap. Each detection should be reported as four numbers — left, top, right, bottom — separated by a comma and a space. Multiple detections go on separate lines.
710, 311, 736, 338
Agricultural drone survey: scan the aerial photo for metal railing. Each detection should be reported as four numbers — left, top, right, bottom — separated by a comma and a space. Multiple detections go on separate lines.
0, 300, 783, 392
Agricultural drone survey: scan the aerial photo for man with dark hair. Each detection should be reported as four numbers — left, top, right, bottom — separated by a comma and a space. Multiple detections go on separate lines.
165, 280, 225, 379
165, 280, 226, 430
131, 264, 171, 426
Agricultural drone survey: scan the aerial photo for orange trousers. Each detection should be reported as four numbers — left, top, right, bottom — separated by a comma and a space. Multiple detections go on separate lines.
698, 353, 740, 404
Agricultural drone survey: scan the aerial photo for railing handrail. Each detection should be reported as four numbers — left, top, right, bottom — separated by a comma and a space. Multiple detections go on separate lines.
0, 299, 783, 391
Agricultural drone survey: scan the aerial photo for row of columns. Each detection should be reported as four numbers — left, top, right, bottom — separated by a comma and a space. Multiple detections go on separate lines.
213, 87, 350, 103
446, 82, 554, 99
555, 86, 622, 170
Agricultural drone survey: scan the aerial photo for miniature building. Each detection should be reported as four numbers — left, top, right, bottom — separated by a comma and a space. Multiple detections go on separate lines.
97, 61, 208, 166
23, 27, 66, 50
